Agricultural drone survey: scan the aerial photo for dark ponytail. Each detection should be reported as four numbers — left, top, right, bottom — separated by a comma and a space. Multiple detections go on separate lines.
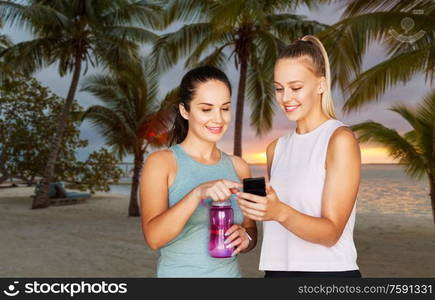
168, 65, 232, 146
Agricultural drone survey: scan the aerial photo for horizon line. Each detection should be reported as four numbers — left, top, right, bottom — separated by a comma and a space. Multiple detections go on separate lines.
117, 162, 401, 165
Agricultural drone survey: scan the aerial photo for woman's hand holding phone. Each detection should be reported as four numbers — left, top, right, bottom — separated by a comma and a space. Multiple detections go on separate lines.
236, 179, 285, 222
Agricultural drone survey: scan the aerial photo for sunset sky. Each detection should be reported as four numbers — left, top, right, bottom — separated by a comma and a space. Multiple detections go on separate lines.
4, 2, 431, 165
244, 148, 397, 165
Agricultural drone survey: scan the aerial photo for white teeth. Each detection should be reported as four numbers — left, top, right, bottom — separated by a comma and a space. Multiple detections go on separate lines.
285, 105, 299, 111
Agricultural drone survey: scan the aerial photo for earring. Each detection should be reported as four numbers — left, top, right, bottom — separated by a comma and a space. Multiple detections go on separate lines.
319, 83, 325, 93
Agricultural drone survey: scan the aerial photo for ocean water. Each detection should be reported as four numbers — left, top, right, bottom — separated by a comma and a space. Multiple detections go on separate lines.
110, 164, 431, 217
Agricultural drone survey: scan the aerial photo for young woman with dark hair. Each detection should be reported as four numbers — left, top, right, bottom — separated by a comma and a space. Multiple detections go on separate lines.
140, 66, 257, 278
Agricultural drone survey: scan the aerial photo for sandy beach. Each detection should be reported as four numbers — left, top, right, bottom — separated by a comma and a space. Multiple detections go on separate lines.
0, 186, 434, 278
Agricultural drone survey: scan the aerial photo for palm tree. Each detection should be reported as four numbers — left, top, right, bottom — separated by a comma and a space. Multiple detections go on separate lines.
81, 59, 174, 217
0, 21, 14, 183
0, 20, 12, 55
153, 0, 327, 156
0, 0, 162, 208
351, 90, 435, 224
0, 18, 12, 54
0, 19, 13, 86
319, 0, 434, 112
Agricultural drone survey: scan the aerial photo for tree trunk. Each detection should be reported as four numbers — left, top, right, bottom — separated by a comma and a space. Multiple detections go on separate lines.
233, 56, 248, 157
28, 175, 36, 187
32, 53, 82, 209
0, 173, 9, 184
0, 150, 9, 184
129, 151, 145, 217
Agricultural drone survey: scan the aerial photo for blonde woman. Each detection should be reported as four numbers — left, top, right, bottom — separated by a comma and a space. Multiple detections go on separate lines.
237, 36, 361, 278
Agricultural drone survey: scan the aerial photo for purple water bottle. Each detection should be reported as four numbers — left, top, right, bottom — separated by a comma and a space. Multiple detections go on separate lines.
208, 200, 234, 258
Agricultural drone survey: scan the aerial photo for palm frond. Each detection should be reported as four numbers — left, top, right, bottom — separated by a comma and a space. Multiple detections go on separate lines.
253, 29, 282, 70
0, 33, 12, 51
0, 22, 14, 84
1, 1, 73, 34
320, 11, 434, 93
342, 0, 430, 17
1, 0, 158, 79
151, 22, 213, 72
389, 104, 420, 131
318, 24, 365, 91
209, 0, 246, 26
187, 44, 229, 70
93, 32, 141, 71
416, 90, 435, 128
81, 105, 136, 158
104, 26, 159, 44
81, 54, 168, 158
1, 37, 57, 74
184, 29, 233, 68
138, 107, 173, 143
81, 74, 125, 109
102, 0, 164, 30
0, 0, 30, 29
158, 87, 180, 112
164, 0, 211, 24
247, 54, 276, 136
268, 13, 328, 43
414, 90, 435, 172
351, 121, 427, 179
343, 46, 433, 112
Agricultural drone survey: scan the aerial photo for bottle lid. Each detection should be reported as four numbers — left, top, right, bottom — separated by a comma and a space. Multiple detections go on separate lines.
210, 199, 232, 207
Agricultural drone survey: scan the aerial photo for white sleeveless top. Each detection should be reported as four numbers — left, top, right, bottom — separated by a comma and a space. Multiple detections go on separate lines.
259, 119, 358, 272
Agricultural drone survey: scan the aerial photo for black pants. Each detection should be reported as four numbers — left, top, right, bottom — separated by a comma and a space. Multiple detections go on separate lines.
264, 270, 361, 278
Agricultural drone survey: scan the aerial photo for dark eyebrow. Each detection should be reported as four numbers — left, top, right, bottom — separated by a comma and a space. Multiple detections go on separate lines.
197, 101, 231, 106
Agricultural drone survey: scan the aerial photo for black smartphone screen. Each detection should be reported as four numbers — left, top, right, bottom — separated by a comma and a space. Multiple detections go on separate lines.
242, 177, 266, 196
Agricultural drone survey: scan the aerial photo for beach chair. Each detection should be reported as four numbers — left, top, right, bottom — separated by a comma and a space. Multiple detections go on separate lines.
31, 182, 91, 206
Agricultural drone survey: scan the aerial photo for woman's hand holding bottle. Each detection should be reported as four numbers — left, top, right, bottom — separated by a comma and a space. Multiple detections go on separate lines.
223, 224, 252, 255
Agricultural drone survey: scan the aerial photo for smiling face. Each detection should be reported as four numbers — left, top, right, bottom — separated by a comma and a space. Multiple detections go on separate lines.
274, 57, 325, 122
180, 79, 231, 143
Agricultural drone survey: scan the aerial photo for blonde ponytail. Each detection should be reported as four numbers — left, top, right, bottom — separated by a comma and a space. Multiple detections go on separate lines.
301, 35, 336, 119
278, 35, 337, 119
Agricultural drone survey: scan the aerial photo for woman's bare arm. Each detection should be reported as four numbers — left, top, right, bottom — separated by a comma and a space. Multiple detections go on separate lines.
237, 127, 361, 247
139, 151, 201, 250
140, 151, 242, 250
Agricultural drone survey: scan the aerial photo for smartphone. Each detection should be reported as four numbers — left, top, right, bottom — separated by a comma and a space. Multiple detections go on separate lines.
242, 177, 266, 196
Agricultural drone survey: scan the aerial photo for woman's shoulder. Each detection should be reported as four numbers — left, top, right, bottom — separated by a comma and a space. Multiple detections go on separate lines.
327, 126, 360, 160
144, 149, 176, 168
228, 154, 251, 179
228, 154, 249, 167
266, 138, 279, 154
329, 126, 357, 145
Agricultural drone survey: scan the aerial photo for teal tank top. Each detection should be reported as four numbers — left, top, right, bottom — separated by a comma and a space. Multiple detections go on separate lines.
156, 144, 244, 278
